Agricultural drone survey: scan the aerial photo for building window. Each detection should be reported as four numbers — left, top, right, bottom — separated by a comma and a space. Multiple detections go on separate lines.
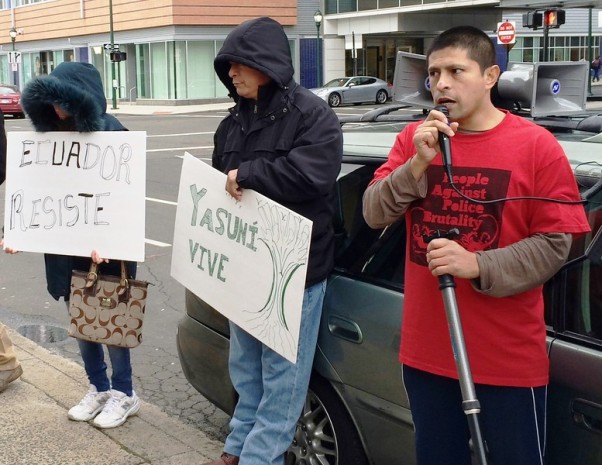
358, 0, 377, 10
508, 35, 600, 63
132, 40, 230, 101
339, 0, 357, 13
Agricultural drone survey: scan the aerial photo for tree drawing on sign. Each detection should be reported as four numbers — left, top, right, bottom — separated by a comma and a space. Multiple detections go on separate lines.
245, 199, 311, 355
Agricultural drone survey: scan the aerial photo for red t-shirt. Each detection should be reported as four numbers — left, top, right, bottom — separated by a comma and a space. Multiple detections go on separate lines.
372, 111, 590, 387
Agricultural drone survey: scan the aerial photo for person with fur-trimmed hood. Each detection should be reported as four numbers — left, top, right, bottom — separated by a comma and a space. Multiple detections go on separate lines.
203, 16, 343, 465
20, 61, 141, 429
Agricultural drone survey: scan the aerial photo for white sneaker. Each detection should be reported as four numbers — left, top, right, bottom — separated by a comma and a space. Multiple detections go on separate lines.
68, 385, 111, 421
92, 389, 140, 429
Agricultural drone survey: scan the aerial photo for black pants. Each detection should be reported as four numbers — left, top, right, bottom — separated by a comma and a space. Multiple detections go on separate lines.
402, 365, 546, 465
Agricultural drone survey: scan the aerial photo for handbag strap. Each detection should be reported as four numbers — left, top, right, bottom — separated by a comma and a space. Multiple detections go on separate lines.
117, 261, 129, 298
85, 262, 99, 289
84, 260, 130, 298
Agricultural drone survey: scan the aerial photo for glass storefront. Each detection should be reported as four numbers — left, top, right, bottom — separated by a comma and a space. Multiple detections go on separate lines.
345, 36, 422, 83
0, 49, 75, 87
341, 33, 600, 83
1, 37, 297, 102
1, 32, 596, 100
91, 39, 230, 101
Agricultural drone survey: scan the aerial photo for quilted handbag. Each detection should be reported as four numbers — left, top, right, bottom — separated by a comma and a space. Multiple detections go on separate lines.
68, 261, 149, 348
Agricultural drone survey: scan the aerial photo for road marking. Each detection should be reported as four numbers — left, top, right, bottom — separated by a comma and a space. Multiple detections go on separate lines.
175, 154, 211, 162
147, 132, 215, 137
145, 238, 171, 247
144, 198, 175, 247
147, 146, 213, 152
146, 197, 177, 206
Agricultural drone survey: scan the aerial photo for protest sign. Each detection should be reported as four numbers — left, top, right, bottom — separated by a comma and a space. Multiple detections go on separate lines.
3, 131, 146, 261
171, 153, 312, 363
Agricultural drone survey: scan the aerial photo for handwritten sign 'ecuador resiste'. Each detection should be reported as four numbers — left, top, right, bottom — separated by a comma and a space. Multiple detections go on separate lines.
171, 154, 312, 363
3, 131, 146, 261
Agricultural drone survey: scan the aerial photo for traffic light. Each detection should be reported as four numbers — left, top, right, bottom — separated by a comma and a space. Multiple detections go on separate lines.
523, 11, 543, 29
544, 9, 565, 28
110, 51, 127, 62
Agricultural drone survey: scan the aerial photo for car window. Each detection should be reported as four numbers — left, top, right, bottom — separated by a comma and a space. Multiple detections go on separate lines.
333, 164, 406, 288
325, 79, 347, 88
0, 86, 16, 94
545, 181, 602, 345
364, 78, 376, 85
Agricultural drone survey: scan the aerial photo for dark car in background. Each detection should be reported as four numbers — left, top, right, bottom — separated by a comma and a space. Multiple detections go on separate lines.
177, 106, 602, 465
309, 76, 392, 107
0, 84, 23, 118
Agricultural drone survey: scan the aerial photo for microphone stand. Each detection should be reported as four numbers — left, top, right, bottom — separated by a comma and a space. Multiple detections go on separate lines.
426, 229, 488, 465
426, 106, 487, 463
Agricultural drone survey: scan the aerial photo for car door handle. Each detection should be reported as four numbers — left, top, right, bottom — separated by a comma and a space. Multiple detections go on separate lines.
572, 399, 602, 433
327, 315, 363, 344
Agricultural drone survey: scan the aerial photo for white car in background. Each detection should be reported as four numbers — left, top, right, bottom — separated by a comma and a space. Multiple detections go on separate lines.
310, 76, 392, 107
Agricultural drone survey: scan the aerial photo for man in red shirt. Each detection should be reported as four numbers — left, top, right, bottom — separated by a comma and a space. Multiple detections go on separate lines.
363, 26, 590, 465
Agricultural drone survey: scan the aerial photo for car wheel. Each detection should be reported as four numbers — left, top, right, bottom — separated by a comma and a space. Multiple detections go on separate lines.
285, 376, 369, 465
376, 90, 388, 104
328, 93, 341, 107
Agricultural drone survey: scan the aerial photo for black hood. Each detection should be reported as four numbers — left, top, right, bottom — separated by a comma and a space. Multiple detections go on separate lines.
21, 61, 114, 132
214, 17, 294, 101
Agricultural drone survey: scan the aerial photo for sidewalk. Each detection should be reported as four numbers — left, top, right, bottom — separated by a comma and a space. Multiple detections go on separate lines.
106, 102, 233, 116
0, 327, 224, 465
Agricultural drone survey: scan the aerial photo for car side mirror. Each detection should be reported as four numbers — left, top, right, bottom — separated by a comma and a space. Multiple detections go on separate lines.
348, 83, 356, 87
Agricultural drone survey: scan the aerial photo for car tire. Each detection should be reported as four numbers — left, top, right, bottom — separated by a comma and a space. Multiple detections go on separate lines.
328, 93, 341, 107
285, 376, 369, 465
376, 90, 388, 104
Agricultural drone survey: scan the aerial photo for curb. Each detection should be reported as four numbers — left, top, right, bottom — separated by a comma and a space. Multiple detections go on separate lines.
1, 328, 224, 465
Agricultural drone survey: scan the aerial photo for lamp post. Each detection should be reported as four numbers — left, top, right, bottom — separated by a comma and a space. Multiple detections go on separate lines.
313, 10, 323, 88
9, 27, 17, 87
109, 0, 117, 109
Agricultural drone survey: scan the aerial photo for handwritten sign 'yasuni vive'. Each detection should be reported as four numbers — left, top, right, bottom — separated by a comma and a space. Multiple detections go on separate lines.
3, 131, 147, 262
171, 153, 312, 363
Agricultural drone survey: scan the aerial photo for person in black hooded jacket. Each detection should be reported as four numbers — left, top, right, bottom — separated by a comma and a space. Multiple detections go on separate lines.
19, 61, 140, 429
204, 17, 343, 465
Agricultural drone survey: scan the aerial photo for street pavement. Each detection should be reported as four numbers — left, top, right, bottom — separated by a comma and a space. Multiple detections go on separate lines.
1, 326, 224, 465
0, 100, 230, 465
2, 94, 602, 465
106, 101, 233, 115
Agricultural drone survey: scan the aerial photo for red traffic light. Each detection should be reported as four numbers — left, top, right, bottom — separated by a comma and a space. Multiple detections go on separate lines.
544, 9, 565, 28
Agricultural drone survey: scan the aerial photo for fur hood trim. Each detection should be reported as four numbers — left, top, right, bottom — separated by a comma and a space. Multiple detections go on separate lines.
21, 62, 106, 132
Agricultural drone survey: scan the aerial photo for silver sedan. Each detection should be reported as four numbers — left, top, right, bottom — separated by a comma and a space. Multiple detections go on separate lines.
310, 76, 392, 107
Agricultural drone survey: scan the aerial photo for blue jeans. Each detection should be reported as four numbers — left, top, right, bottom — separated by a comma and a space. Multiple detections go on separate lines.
77, 339, 133, 395
224, 280, 326, 465
66, 302, 133, 395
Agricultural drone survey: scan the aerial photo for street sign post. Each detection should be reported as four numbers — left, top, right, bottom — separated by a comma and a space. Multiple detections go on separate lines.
8, 51, 21, 64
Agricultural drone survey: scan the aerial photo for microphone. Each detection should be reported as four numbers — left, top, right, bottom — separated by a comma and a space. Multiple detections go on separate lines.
433, 105, 453, 181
